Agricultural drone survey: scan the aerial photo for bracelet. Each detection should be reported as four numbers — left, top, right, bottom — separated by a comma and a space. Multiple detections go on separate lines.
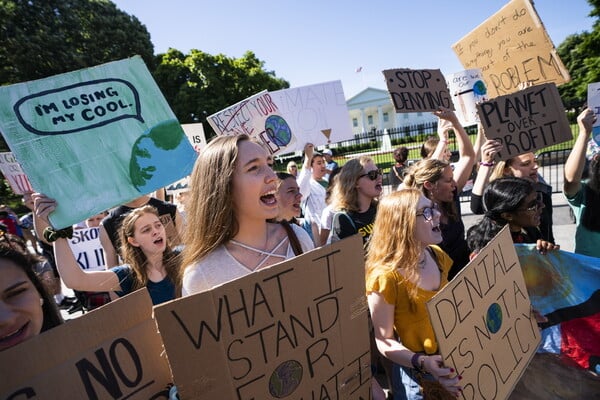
43, 226, 74, 243
411, 352, 424, 371
479, 161, 495, 167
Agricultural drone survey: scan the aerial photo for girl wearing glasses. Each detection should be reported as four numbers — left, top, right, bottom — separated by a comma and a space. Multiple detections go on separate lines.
328, 156, 382, 245
366, 189, 461, 399
466, 177, 558, 255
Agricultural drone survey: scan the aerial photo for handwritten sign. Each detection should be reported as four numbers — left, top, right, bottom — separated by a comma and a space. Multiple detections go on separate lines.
427, 226, 540, 400
446, 69, 489, 126
154, 235, 371, 399
587, 82, 600, 146
452, 0, 570, 98
181, 122, 207, 153
382, 68, 453, 113
67, 227, 106, 271
0, 152, 34, 194
0, 56, 197, 229
269, 81, 353, 151
0, 289, 173, 399
476, 83, 571, 160
207, 91, 296, 156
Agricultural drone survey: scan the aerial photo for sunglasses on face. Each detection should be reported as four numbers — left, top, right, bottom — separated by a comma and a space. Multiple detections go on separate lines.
416, 203, 439, 221
359, 169, 383, 181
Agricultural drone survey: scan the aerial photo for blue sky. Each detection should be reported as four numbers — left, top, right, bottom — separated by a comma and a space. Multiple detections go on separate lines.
111, 0, 595, 99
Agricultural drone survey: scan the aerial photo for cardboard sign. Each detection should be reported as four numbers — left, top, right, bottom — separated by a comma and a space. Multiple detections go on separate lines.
427, 227, 541, 400
0, 152, 33, 194
0, 56, 197, 229
587, 82, 600, 146
181, 122, 207, 153
452, 0, 570, 98
207, 91, 297, 156
154, 235, 371, 399
270, 81, 353, 150
382, 68, 453, 113
446, 69, 489, 126
0, 289, 173, 399
476, 82, 571, 160
68, 227, 106, 271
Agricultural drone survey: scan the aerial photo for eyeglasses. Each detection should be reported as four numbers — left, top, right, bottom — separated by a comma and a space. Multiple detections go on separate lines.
416, 203, 439, 221
517, 193, 544, 213
359, 169, 382, 181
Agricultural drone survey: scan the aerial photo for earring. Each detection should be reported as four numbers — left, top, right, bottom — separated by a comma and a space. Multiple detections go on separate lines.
39, 298, 44, 306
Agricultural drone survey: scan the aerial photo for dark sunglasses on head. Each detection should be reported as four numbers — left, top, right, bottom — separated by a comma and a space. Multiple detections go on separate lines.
359, 169, 382, 181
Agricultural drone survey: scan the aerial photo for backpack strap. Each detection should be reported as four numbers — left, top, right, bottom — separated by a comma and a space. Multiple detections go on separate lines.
281, 220, 303, 256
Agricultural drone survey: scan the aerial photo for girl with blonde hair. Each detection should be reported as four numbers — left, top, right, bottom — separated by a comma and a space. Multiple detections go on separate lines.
366, 189, 460, 399
181, 134, 313, 295
35, 198, 181, 305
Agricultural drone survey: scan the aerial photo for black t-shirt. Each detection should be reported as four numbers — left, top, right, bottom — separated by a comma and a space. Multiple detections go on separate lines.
331, 204, 377, 245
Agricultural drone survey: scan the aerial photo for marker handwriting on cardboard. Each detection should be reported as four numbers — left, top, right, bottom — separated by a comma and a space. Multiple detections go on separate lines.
14, 79, 143, 135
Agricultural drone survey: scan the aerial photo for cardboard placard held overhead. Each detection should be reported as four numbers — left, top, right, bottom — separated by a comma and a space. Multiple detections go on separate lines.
426, 226, 541, 400
452, 0, 570, 98
0, 56, 197, 229
0, 289, 173, 400
383, 68, 453, 113
270, 80, 353, 151
154, 235, 371, 400
476, 82, 571, 160
0, 152, 34, 194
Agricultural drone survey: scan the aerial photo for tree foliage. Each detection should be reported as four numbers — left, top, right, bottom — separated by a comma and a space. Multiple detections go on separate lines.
0, 0, 155, 85
557, 0, 600, 110
152, 49, 290, 135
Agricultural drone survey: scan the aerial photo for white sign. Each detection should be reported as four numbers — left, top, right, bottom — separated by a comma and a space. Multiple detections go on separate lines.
270, 80, 353, 151
587, 82, 600, 145
0, 152, 34, 194
446, 69, 489, 126
181, 122, 206, 153
67, 227, 106, 271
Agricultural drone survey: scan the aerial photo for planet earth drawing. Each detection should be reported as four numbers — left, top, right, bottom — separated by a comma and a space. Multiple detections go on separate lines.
268, 359, 303, 398
265, 115, 292, 147
486, 303, 503, 334
129, 119, 196, 193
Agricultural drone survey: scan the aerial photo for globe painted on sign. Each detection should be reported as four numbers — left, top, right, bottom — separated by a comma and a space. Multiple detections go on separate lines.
486, 303, 503, 334
473, 80, 487, 96
129, 119, 197, 193
268, 360, 303, 398
265, 115, 292, 147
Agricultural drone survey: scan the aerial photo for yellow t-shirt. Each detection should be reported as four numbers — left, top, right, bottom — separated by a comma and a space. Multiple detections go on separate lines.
366, 245, 452, 354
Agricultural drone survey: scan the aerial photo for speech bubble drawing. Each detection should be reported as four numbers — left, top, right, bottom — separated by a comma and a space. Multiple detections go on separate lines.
13, 78, 144, 135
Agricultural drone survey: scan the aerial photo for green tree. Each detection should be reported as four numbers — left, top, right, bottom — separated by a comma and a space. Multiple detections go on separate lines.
557, 0, 600, 109
153, 49, 290, 135
0, 0, 155, 85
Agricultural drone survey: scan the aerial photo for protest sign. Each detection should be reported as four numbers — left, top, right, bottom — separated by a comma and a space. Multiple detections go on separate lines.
452, 0, 570, 98
446, 69, 489, 126
382, 68, 453, 113
207, 91, 296, 156
154, 235, 371, 399
427, 227, 540, 400
181, 122, 207, 153
0, 289, 173, 399
0, 152, 33, 194
587, 82, 600, 146
476, 82, 571, 160
270, 81, 353, 151
67, 227, 106, 271
0, 56, 197, 229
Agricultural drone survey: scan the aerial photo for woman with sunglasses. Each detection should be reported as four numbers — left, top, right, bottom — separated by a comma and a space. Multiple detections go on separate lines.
366, 189, 461, 399
327, 156, 382, 245
467, 177, 558, 255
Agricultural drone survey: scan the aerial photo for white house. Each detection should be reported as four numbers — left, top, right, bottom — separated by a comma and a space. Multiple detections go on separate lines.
346, 87, 437, 135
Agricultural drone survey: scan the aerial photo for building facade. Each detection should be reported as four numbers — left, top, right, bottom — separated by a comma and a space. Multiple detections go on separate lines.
346, 87, 437, 135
